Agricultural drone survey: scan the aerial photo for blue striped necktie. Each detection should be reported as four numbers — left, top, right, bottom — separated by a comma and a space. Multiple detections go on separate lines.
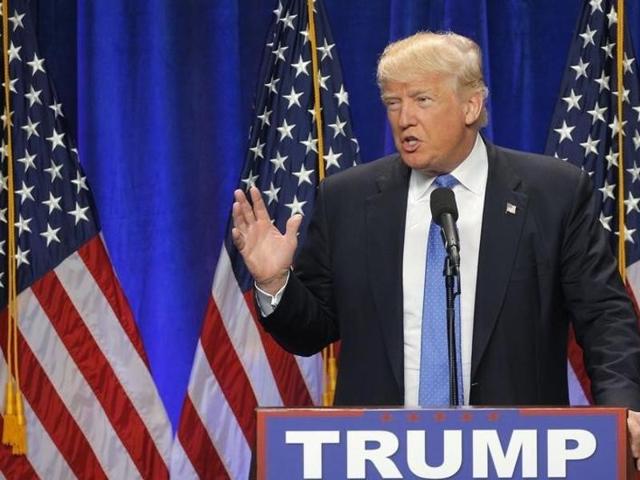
418, 174, 464, 406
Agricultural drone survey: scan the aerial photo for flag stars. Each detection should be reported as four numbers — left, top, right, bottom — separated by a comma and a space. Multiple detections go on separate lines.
241, 169, 259, 190
605, 150, 619, 169
612, 88, 630, 104
554, 120, 575, 143
280, 12, 297, 31
15, 181, 35, 204
579, 135, 600, 155
269, 152, 288, 172
264, 76, 280, 94
623, 53, 635, 74
329, 116, 347, 138
25, 85, 43, 106
15, 246, 29, 267
633, 106, 640, 122
277, 119, 296, 141
285, 195, 307, 216
608, 115, 627, 138
292, 164, 314, 186
45, 161, 63, 182
628, 163, 640, 183
49, 101, 64, 118
594, 71, 610, 92
291, 55, 310, 77
300, 133, 318, 154
27, 53, 45, 75
15, 213, 32, 235
625, 192, 640, 214
606, 6, 617, 27
598, 179, 616, 200
20, 116, 40, 139
1, 109, 13, 128
283, 86, 303, 109
323, 147, 342, 170
634, 130, 640, 151
334, 85, 349, 106
570, 58, 589, 80
8, 41, 21, 62
601, 40, 615, 59
2, 78, 17, 94
0, 240, 4, 256
272, 43, 289, 62
257, 107, 272, 127
17, 150, 36, 171
68, 202, 90, 225
616, 227, 636, 245
561, 89, 582, 111
262, 182, 281, 205
43, 192, 62, 214
318, 71, 330, 91
41, 224, 61, 247
317, 38, 335, 61
299, 25, 310, 45
249, 139, 265, 159
589, 0, 603, 13
71, 171, 89, 193
587, 102, 607, 123
579, 25, 597, 48
599, 212, 612, 231
8, 10, 24, 31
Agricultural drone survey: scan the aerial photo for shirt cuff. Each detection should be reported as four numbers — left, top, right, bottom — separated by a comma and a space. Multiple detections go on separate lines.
254, 271, 290, 316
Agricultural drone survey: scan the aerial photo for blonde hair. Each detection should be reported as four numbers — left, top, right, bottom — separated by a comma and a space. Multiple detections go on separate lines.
377, 31, 489, 127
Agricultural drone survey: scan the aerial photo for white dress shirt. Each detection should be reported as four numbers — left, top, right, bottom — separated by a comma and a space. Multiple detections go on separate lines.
256, 135, 488, 406
403, 134, 488, 405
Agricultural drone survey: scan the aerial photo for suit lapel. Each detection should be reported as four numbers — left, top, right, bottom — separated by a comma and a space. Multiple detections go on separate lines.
471, 143, 528, 380
365, 157, 410, 393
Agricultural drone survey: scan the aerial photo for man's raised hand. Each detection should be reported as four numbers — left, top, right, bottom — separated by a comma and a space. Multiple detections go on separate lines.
231, 187, 302, 294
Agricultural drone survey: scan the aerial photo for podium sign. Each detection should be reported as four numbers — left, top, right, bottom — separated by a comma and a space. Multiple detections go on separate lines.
256, 407, 628, 479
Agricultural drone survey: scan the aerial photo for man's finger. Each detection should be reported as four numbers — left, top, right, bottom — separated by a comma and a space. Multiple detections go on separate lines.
237, 188, 256, 224
231, 227, 245, 251
285, 214, 303, 241
232, 201, 247, 230
250, 186, 271, 222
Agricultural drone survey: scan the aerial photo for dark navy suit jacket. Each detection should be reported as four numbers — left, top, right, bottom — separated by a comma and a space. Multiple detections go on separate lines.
261, 141, 640, 409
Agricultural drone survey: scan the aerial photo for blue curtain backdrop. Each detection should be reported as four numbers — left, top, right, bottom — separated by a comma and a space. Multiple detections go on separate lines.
31, 0, 640, 428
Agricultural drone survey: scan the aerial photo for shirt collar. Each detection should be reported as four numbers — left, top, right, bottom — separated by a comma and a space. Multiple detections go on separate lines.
408, 134, 488, 202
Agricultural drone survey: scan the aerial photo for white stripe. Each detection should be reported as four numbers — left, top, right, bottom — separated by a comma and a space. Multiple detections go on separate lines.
567, 360, 589, 406
169, 437, 199, 480
626, 260, 640, 301
189, 341, 250, 480
295, 354, 322, 404
212, 247, 283, 405
54, 249, 172, 461
0, 356, 77, 479
19, 288, 142, 479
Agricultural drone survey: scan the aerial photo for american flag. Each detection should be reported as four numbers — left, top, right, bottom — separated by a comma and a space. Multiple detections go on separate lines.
169, 0, 359, 478
0, 0, 172, 477
544, 0, 640, 404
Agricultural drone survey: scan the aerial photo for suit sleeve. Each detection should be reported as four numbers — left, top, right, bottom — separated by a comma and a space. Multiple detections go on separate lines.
258, 180, 340, 356
561, 171, 640, 409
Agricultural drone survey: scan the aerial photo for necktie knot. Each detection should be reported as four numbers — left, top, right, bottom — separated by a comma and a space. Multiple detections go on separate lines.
434, 173, 458, 189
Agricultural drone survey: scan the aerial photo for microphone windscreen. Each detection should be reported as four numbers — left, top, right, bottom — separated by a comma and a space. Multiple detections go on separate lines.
430, 187, 459, 223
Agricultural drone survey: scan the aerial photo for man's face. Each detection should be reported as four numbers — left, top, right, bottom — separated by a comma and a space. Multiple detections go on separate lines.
382, 72, 481, 175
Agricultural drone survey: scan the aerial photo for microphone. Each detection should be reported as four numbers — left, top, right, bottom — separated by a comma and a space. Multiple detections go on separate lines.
430, 187, 460, 273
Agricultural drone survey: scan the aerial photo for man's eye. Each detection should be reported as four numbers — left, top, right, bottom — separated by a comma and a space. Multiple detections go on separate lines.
385, 100, 401, 110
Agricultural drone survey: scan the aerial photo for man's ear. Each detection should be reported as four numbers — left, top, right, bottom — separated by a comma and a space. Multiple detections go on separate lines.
463, 90, 484, 126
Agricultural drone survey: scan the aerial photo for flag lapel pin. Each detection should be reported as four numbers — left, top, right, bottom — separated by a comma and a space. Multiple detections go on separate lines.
505, 202, 517, 215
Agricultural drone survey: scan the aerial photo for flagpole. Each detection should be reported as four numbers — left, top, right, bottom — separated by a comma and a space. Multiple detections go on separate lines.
616, 0, 626, 278
1, 0, 27, 454
306, 0, 338, 407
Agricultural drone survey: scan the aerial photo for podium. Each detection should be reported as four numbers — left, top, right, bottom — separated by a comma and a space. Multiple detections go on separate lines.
257, 407, 632, 479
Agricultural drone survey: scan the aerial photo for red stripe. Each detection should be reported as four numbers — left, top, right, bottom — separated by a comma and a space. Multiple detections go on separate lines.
0, 311, 108, 480
0, 417, 39, 479
244, 290, 314, 406
176, 395, 229, 480
200, 297, 257, 446
76, 236, 150, 368
567, 325, 594, 404
30, 272, 169, 480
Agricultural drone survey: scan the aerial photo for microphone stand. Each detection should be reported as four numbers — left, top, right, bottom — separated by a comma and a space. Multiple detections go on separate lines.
443, 255, 460, 406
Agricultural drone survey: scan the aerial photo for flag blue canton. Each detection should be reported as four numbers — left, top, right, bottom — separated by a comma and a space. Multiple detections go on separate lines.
0, 0, 99, 305
226, 0, 360, 291
545, 0, 640, 268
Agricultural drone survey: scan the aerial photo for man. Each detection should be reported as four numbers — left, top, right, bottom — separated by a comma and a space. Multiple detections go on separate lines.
231, 31, 640, 466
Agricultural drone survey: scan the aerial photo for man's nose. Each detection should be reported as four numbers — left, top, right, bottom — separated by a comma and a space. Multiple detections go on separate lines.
398, 102, 416, 128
